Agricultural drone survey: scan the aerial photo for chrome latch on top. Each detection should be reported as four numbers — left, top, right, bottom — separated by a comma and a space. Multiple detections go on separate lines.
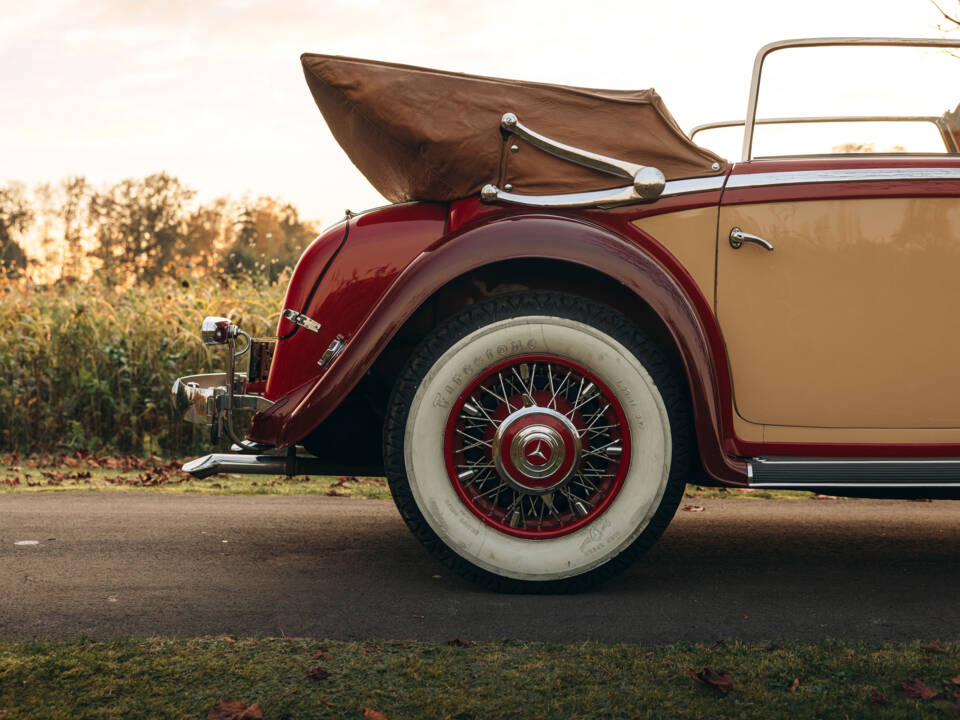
281, 309, 322, 333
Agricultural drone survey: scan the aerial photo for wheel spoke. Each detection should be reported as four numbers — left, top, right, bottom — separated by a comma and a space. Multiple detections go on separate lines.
445, 354, 629, 539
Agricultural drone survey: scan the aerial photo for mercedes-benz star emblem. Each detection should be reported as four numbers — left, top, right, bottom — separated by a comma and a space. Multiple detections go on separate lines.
525, 439, 549, 466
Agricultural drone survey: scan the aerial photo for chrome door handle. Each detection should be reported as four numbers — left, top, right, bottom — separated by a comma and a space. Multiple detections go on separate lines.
729, 226, 774, 251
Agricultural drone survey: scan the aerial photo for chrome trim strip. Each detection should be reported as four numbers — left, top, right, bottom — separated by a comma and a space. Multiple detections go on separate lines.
726, 167, 960, 190
662, 176, 727, 195
741, 38, 960, 162
481, 183, 641, 209
749, 456, 960, 488
755, 458, 960, 466
479, 174, 726, 209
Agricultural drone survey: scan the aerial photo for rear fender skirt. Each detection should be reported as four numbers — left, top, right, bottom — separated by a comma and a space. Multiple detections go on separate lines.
249, 212, 748, 485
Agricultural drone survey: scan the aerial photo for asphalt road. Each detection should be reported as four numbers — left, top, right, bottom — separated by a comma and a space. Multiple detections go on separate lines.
2, 492, 959, 643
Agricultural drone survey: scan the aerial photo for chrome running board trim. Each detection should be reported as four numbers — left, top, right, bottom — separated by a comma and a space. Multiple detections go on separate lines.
750, 457, 960, 487
726, 167, 960, 190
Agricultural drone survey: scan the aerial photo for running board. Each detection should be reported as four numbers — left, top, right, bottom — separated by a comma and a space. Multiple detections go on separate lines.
749, 457, 960, 488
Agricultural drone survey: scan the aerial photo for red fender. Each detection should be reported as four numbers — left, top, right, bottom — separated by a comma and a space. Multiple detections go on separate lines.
250, 210, 748, 485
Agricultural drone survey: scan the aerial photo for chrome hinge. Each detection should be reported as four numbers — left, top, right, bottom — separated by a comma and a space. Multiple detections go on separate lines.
281, 309, 322, 333
318, 334, 345, 367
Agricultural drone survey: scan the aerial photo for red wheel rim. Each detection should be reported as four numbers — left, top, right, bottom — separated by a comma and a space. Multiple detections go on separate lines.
443, 354, 631, 539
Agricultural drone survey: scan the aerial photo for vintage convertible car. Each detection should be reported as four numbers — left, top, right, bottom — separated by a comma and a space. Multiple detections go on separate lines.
173, 38, 960, 592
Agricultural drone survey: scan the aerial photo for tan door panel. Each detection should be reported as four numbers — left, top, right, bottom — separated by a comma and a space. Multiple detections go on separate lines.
718, 196, 960, 429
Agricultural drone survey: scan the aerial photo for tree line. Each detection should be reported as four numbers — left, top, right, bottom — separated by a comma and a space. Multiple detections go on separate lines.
0, 173, 318, 283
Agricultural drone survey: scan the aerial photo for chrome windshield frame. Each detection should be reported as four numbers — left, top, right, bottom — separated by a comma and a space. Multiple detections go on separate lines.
740, 37, 960, 162
692, 115, 959, 154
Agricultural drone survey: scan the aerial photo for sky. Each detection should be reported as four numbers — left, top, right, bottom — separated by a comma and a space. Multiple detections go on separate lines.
0, 0, 955, 227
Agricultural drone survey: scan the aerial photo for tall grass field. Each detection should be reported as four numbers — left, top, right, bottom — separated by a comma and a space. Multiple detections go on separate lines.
0, 273, 285, 455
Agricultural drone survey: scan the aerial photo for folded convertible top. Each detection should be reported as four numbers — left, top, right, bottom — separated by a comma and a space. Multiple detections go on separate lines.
301, 53, 727, 204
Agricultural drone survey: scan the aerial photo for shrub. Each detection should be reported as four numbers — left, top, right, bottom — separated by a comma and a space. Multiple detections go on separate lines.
0, 272, 285, 455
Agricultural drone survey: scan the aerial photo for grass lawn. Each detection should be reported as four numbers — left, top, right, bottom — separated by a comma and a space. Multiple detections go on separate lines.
0, 453, 815, 501
2, 637, 960, 719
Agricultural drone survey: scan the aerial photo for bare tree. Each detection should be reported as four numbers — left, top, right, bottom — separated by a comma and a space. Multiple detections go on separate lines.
931, 0, 960, 28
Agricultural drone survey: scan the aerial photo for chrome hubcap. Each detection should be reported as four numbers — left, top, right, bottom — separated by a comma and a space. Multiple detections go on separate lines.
493, 407, 581, 494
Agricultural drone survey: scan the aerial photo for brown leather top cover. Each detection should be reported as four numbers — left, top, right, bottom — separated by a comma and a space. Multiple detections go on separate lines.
301, 54, 727, 203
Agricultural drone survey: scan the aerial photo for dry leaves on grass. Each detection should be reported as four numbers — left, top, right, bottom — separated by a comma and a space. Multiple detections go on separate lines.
922, 641, 947, 654
207, 700, 263, 720
900, 679, 939, 700
5, 452, 189, 486
690, 667, 733, 695
364, 710, 389, 720
306, 666, 331, 681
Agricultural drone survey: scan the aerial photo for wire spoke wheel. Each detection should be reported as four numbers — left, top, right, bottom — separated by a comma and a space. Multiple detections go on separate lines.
445, 355, 630, 538
384, 291, 691, 591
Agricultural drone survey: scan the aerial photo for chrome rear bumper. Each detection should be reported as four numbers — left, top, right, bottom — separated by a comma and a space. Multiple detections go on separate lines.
171, 373, 272, 426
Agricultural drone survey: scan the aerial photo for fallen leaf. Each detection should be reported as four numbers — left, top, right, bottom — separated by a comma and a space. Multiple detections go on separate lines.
306, 666, 331, 681
923, 642, 947, 654
869, 690, 888, 704
951, 675, 960, 685
223, 635, 236, 643
207, 700, 263, 720
901, 679, 938, 700
313, 649, 330, 660
364, 709, 389, 720
446, 638, 475, 647
790, 678, 800, 692
682, 505, 705, 512
690, 667, 733, 695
